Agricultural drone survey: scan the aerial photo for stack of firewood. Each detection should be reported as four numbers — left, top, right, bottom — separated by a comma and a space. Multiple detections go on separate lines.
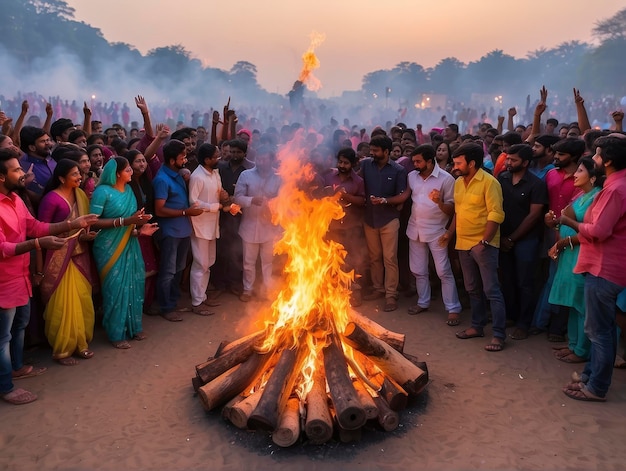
192, 309, 428, 447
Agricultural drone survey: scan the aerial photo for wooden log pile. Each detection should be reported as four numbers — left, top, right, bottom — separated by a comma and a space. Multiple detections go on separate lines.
193, 310, 428, 447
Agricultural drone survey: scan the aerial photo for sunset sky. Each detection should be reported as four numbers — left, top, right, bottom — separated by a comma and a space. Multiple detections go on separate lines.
64, 0, 624, 98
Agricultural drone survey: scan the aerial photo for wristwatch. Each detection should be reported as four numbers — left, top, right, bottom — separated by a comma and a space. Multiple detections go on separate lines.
480, 239, 490, 246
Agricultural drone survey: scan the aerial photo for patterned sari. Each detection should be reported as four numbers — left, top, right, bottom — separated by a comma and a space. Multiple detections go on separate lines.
38, 189, 95, 359
90, 161, 146, 342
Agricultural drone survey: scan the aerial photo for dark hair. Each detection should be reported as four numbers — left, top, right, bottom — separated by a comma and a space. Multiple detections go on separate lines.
369, 135, 393, 152
125, 149, 144, 164
412, 144, 436, 163
51, 143, 85, 163
163, 139, 186, 164
87, 133, 106, 146
19, 126, 47, 153
68, 129, 87, 143
229, 139, 248, 153
447, 124, 459, 134
593, 135, 626, 170
577, 156, 605, 188
552, 138, 586, 160
50, 118, 74, 141
197, 143, 218, 164
44, 158, 79, 195
0, 148, 22, 175
452, 142, 484, 168
502, 132, 523, 145
86, 144, 104, 159
507, 144, 533, 162
110, 137, 128, 156
356, 141, 370, 152
337, 147, 357, 166
583, 130, 608, 153
113, 156, 130, 175
546, 118, 559, 127
171, 130, 191, 142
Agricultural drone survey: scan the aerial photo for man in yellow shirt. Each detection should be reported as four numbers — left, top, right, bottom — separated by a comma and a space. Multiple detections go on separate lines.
439, 142, 507, 351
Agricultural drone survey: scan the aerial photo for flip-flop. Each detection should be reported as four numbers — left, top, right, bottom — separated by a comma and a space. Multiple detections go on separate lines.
56, 357, 79, 366
563, 386, 606, 402
485, 338, 505, 352
161, 312, 183, 322
456, 328, 484, 339
558, 353, 587, 363
112, 340, 132, 349
446, 313, 461, 326
133, 332, 147, 341
75, 350, 94, 359
202, 299, 221, 307
2, 388, 38, 405
175, 307, 193, 313
12, 365, 47, 380
192, 305, 215, 317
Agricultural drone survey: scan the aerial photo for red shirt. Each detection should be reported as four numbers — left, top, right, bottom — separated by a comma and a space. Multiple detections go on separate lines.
0, 192, 50, 308
545, 167, 581, 216
575, 168, 626, 287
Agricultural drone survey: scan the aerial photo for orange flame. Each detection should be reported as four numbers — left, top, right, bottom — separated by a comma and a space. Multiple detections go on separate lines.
258, 131, 354, 399
297, 31, 325, 91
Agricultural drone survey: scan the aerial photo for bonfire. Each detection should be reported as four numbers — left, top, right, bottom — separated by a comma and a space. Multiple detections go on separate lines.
192, 132, 428, 446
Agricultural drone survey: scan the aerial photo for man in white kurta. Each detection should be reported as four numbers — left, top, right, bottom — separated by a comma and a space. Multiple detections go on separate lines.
234, 147, 282, 302
406, 145, 462, 324
189, 144, 228, 311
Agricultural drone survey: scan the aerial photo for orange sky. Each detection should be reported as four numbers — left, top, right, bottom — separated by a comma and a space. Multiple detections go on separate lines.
64, 0, 624, 98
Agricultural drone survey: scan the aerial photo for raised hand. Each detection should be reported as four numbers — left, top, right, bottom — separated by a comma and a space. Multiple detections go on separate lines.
508, 107, 517, 118
540, 85, 548, 103
21, 100, 29, 114
45, 102, 53, 118
573, 88, 584, 105
135, 95, 149, 114
612, 110, 624, 123
83, 101, 91, 116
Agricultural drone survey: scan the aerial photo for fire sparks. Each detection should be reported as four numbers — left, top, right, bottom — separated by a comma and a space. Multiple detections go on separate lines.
297, 31, 325, 91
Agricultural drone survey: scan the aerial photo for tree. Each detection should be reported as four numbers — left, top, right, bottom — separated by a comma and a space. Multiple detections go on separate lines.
593, 7, 626, 40
427, 58, 465, 95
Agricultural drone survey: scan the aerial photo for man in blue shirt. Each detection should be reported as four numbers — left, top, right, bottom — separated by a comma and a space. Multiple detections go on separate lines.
153, 139, 203, 322
360, 135, 407, 312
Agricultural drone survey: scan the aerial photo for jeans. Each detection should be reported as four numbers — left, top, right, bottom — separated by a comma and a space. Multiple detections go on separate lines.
582, 274, 623, 398
531, 259, 561, 332
499, 238, 540, 330
409, 238, 461, 313
458, 244, 507, 340
156, 236, 191, 313
0, 302, 30, 394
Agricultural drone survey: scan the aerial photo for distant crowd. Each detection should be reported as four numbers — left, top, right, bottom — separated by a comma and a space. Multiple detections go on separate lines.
1, 86, 626, 406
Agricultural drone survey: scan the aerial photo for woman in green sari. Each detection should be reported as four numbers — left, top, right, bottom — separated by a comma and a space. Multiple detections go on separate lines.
90, 157, 158, 349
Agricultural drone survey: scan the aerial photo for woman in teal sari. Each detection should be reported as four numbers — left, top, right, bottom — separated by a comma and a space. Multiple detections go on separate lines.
90, 157, 158, 349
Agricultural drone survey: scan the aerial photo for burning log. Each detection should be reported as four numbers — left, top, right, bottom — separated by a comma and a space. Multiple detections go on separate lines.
371, 393, 400, 432
352, 379, 379, 420
348, 309, 405, 352
248, 344, 308, 431
198, 352, 271, 411
352, 349, 408, 411
323, 336, 367, 431
195, 330, 265, 386
304, 364, 333, 444
342, 322, 428, 396
272, 397, 301, 447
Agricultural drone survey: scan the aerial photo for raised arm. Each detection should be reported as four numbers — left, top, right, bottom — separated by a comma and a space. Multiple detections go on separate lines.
82, 101, 92, 136
611, 110, 624, 132
507, 107, 517, 132
527, 86, 548, 145
135, 95, 153, 138
573, 88, 591, 133
43, 102, 53, 135
10, 100, 29, 146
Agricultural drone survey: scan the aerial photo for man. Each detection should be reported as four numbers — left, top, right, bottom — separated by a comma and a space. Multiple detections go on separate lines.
19, 126, 56, 209
234, 146, 282, 302
531, 138, 584, 340
49, 118, 75, 145
211, 139, 254, 297
0, 148, 97, 405
545, 118, 559, 135
561, 135, 626, 402
529, 134, 560, 180
152, 139, 203, 322
497, 144, 548, 340
439, 142, 507, 352
404, 144, 461, 325
360, 135, 407, 312
188, 143, 229, 315
323, 147, 366, 305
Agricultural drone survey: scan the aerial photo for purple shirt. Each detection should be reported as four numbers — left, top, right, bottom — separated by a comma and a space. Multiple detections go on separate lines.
360, 158, 407, 228
324, 169, 365, 230
19, 153, 56, 196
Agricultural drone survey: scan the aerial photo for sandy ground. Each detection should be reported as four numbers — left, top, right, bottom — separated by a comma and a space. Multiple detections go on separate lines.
2, 285, 626, 471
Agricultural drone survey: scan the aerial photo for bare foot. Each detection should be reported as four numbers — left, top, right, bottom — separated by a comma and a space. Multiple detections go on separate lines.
56, 357, 79, 366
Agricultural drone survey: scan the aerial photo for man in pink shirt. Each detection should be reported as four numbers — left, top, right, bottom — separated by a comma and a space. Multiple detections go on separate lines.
560, 135, 626, 402
0, 149, 97, 405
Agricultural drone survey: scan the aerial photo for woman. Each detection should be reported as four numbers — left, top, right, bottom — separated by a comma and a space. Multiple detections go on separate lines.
90, 157, 158, 349
38, 159, 98, 365
85, 144, 104, 197
127, 149, 159, 313
547, 157, 603, 364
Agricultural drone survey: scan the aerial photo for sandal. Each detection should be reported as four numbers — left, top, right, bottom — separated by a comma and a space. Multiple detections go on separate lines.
456, 328, 484, 339
75, 350, 94, 359
446, 313, 461, 326
56, 357, 79, 366
484, 338, 505, 352
2, 388, 38, 405
192, 305, 215, 316
133, 332, 147, 341
112, 340, 132, 349
563, 386, 606, 402
554, 348, 573, 359
558, 353, 587, 364
161, 311, 183, 322
12, 365, 47, 379
202, 299, 221, 307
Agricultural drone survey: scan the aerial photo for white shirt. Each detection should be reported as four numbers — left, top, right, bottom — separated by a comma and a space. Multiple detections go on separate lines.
406, 164, 455, 243
188, 165, 222, 240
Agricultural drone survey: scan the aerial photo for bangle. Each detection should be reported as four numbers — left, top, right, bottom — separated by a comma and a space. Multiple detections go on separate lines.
113, 218, 118, 228
67, 220, 72, 230
33, 272, 44, 277
34, 238, 41, 250
120, 217, 125, 227
480, 239, 490, 246
182, 210, 186, 216
381, 197, 388, 204
568, 236, 574, 250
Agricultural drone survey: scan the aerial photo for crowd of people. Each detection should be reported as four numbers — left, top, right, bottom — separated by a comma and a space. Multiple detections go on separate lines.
1, 87, 625, 407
